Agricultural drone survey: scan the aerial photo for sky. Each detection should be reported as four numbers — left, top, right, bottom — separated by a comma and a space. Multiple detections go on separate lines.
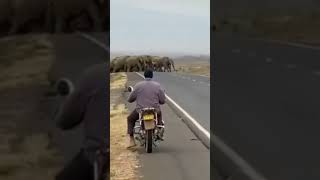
110, 0, 210, 55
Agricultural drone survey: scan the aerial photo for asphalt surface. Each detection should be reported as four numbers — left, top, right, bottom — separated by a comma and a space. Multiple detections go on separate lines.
48, 33, 108, 84
213, 33, 320, 180
137, 72, 211, 132
125, 73, 210, 180
49, 32, 108, 163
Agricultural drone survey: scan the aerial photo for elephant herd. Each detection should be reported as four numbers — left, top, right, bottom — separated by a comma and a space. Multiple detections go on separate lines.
0, 0, 107, 35
110, 55, 176, 73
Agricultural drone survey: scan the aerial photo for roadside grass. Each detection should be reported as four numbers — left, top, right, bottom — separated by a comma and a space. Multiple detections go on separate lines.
110, 73, 140, 180
0, 134, 63, 180
0, 34, 53, 90
214, 10, 320, 45
0, 34, 63, 179
176, 63, 210, 77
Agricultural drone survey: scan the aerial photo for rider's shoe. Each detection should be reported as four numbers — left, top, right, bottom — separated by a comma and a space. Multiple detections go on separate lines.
156, 127, 165, 141
126, 136, 136, 149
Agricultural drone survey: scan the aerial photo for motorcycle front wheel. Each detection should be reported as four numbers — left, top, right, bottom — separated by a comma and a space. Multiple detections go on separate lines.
145, 129, 153, 153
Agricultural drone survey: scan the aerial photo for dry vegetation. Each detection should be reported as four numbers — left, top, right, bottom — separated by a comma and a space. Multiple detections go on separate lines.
110, 73, 140, 180
0, 34, 64, 180
0, 34, 54, 89
214, 10, 320, 45
176, 63, 210, 77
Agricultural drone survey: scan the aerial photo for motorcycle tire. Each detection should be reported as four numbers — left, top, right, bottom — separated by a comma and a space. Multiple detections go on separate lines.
145, 129, 153, 153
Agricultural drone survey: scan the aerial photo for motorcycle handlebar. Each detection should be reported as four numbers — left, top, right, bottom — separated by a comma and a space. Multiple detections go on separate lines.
56, 78, 74, 96
128, 86, 133, 92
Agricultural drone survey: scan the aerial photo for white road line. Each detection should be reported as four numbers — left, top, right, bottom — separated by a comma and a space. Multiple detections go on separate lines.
197, 74, 210, 78
213, 135, 268, 180
135, 72, 210, 139
76, 32, 109, 53
192, 79, 196, 82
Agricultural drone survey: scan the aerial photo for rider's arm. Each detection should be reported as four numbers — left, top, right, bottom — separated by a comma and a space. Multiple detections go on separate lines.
55, 70, 92, 130
158, 86, 166, 105
56, 88, 87, 130
127, 84, 138, 103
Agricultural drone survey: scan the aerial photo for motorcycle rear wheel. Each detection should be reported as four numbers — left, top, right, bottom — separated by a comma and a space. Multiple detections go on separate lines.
145, 129, 153, 153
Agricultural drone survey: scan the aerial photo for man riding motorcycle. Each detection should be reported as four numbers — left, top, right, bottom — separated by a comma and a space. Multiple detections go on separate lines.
54, 63, 109, 180
127, 69, 166, 148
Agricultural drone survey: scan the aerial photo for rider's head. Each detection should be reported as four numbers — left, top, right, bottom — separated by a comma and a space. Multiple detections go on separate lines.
144, 68, 153, 79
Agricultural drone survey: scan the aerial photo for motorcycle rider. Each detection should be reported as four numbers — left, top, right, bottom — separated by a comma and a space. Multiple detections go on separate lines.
54, 63, 109, 180
127, 68, 166, 148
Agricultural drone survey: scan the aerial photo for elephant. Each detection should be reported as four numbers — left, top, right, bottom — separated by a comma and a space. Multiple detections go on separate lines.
48, 0, 105, 33
139, 55, 153, 71
8, 0, 51, 35
124, 56, 144, 72
110, 56, 129, 73
162, 57, 176, 72
151, 56, 165, 72
0, 0, 11, 32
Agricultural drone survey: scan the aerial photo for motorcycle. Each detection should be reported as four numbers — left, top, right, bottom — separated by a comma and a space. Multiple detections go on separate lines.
127, 86, 165, 153
55, 78, 108, 180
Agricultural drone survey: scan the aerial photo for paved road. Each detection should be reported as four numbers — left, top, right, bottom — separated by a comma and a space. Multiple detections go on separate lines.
49, 32, 108, 163
137, 72, 211, 132
213, 33, 320, 180
126, 73, 210, 180
48, 33, 108, 84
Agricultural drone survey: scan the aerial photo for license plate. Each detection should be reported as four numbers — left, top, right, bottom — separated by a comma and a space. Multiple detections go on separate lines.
143, 114, 154, 121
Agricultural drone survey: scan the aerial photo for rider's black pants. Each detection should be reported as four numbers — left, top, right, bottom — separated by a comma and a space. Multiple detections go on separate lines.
55, 149, 93, 180
127, 109, 163, 136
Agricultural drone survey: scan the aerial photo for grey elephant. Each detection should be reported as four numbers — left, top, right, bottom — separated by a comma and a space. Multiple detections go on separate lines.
124, 56, 144, 72
49, 0, 105, 33
110, 56, 129, 73
8, 0, 50, 35
162, 57, 176, 72
151, 56, 165, 72
139, 55, 153, 71
0, 0, 11, 32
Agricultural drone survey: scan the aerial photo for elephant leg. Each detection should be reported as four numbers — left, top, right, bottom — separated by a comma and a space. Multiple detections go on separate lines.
113, 66, 117, 73
8, 22, 19, 35
137, 63, 142, 72
45, 3, 54, 33
55, 15, 66, 33
8, 15, 20, 35
87, 3, 103, 31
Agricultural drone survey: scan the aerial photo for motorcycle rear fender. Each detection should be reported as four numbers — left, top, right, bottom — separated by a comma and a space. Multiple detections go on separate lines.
144, 120, 155, 130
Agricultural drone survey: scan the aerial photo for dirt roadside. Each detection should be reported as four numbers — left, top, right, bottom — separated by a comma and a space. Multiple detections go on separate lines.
0, 34, 64, 180
176, 62, 210, 77
110, 72, 141, 180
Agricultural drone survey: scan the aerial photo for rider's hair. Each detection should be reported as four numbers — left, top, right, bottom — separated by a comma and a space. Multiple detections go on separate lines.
144, 68, 153, 78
